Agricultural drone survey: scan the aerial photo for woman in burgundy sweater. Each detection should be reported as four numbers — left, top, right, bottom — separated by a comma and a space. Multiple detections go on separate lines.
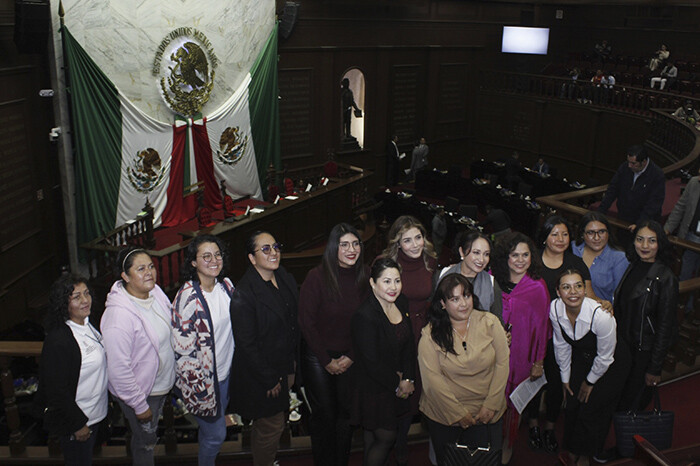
382, 215, 437, 465
299, 223, 370, 466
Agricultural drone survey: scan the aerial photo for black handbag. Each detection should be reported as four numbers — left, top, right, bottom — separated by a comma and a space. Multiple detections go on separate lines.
442, 424, 500, 466
613, 386, 674, 458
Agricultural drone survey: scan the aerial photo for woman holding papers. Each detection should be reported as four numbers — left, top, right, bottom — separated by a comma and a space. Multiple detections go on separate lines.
550, 270, 629, 466
491, 232, 550, 464
417, 273, 509, 465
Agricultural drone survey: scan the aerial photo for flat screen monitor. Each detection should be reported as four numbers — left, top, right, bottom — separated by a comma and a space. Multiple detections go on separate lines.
501, 26, 549, 55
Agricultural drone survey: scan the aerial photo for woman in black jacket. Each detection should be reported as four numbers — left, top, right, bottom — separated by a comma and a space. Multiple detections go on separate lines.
614, 220, 678, 411
351, 257, 415, 466
39, 274, 108, 466
229, 231, 300, 466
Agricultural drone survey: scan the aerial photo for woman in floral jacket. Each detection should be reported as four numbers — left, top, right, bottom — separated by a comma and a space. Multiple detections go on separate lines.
172, 235, 235, 466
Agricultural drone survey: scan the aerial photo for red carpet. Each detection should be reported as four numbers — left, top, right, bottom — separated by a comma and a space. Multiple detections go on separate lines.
218, 372, 700, 465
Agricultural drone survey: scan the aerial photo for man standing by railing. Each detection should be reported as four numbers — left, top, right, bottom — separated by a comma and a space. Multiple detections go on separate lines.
598, 145, 666, 231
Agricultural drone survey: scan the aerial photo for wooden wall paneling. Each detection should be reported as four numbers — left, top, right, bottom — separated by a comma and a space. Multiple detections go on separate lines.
0, 62, 62, 331
389, 63, 423, 145
279, 68, 315, 161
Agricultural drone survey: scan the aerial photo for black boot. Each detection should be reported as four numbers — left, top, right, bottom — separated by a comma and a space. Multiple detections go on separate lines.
528, 426, 543, 450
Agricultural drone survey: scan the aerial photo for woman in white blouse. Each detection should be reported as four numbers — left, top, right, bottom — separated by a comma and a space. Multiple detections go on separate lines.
550, 269, 630, 466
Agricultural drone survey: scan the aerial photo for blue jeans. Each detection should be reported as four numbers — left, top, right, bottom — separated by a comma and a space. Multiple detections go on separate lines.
117, 395, 166, 466
680, 232, 700, 312
194, 376, 230, 466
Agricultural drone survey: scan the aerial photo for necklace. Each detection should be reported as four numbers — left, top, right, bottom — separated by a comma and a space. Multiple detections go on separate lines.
452, 312, 473, 352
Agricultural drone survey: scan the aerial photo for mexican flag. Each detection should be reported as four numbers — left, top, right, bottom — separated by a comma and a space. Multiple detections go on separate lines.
62, 25, 279, 244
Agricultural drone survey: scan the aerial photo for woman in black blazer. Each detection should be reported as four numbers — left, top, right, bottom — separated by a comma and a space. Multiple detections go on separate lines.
351, 257, 416, 466
38, 274, 108, 466
229, 231, 300, 466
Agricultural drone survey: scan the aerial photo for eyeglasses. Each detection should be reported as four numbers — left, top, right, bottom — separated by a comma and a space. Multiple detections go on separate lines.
339, 240, 362, 251
585, 229, 608, 239
255, 243, 283, 255
198, 251, 223, 263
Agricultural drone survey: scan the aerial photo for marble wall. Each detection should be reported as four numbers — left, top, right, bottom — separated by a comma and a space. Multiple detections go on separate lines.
51, 0, 275, 121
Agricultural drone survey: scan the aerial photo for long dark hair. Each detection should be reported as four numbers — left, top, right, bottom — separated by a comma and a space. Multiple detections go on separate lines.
429, 273, 477, 355
180, 234, 229, 283
491, 231, 543, 289
322, 223, 368, 299
627, 220, 674, 266
536, 214, 572, 252
45, 274, 90, 331
576, 211, 621, 249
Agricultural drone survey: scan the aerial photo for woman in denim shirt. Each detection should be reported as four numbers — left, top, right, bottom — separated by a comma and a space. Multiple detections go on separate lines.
572, 212, 629, 303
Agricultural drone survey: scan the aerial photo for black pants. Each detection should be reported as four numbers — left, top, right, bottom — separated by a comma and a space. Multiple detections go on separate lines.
59, 428, 97, 466
617, 348, 653, 411
426, 417, 502, 466
301, 346, 353, 466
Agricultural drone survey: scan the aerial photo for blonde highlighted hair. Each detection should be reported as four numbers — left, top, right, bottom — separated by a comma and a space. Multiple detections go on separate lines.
382, 215, 437, 271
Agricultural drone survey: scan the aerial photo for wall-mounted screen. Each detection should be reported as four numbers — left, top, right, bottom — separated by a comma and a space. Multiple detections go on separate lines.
501, 26, 549, 55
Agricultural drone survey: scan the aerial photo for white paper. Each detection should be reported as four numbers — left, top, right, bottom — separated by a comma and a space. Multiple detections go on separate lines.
274, 195, 280, 204
404, 169, 411, 174
509, 374, 547, 414
250, 207, 264, 214
305, 183, 312, 192
399, 152, 406, 160
244, 206, 250, 215
285, 195, 299, 200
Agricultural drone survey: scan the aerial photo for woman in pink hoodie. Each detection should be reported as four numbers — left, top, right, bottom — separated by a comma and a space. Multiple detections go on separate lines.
101, 247, 175, 466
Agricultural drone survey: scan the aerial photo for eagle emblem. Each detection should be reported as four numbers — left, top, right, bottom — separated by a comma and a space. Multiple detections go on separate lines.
127, 148, 167, 193
215, 126, 248, 166
160, 41, 215, 116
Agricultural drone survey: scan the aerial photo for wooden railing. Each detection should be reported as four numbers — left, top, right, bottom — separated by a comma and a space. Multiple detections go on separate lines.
531, 106, 700, 373
81, 163, 373, 298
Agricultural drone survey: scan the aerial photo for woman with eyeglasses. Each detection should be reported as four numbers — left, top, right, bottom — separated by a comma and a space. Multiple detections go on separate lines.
38, 274, 108, 466
351, 257, 415, 466
418, 273, 509, 465
550, 269, 629, 466
299, 223, 370, 466
381, 215, 437, 465
101, 247, 175, 466
572, 212, 629, 304
229, 231, 299, 466
171, 235, 235, 466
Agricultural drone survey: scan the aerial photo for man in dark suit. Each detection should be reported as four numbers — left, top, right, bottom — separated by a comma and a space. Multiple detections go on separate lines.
598, 145, 666, 230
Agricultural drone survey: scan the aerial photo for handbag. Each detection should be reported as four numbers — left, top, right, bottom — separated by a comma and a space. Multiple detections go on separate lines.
613, 386, 674, 457
442, 423, 500, 466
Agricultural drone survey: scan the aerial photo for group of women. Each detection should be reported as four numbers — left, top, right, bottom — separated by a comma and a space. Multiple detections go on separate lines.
38, 210, 678, 466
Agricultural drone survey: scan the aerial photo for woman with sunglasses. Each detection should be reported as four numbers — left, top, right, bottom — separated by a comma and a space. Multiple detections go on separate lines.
230, 231, 299, 466
572, 212, 629, 304
299, 223, 370, 466
171, 235, 235, 466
